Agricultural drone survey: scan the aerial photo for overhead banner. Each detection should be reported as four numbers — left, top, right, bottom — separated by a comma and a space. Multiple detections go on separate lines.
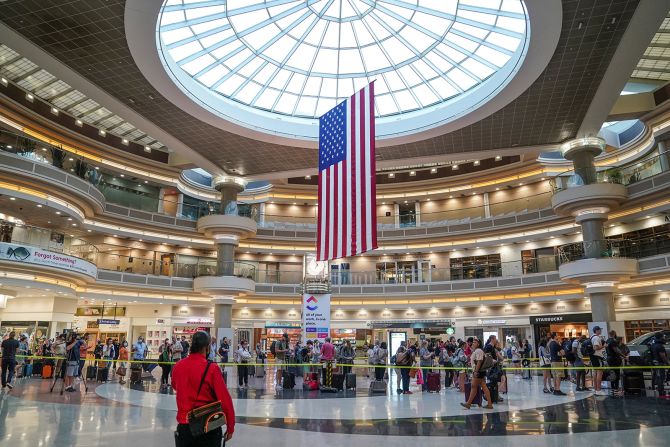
0, 242, 97, 278
302, 293, 331, 342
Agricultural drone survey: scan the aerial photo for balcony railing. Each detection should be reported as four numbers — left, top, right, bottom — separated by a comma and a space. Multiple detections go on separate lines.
557, 239, 631, 264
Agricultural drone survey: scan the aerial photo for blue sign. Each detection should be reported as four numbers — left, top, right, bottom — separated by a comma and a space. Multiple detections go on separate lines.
97, 319, 120, 325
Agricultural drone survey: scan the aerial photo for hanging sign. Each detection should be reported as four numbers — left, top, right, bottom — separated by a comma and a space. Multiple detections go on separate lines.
302, 293, 331, 342
0, 242, 97, 278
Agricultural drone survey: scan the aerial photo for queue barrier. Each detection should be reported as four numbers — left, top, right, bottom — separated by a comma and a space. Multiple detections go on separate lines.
14, 355, 670, 372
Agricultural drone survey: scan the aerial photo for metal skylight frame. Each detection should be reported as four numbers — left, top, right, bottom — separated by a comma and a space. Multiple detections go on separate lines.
158, 0, 528, 120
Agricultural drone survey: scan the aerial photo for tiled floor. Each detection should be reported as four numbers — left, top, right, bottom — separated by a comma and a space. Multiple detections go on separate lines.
1, 368, 669, 446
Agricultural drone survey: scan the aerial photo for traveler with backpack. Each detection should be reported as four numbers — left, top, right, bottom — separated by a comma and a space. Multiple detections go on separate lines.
650, 332, 669, 397
395, 343, 414, 395
159, 338, 172, 389
338, 340, 356, 376
606, 330, 625, 395
562, 338, 575, 382
547, 333, 566, 395
273, 333, 289, 390
372, 342, 388, 382
538, 338, 552, 393
461, 338, 494, 409
172, 336, 184, 363
452, 340, 468, 391
234, 340, 252, 390
418, 340, 434, 392
572, 335, 589, 391
589, 326, 606, 395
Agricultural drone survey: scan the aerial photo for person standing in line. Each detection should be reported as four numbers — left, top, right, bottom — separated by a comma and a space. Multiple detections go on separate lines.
339, 340, 356, 376
538, 338, 552, 393
159, 338, 172, 389
118, 340, 129, 385
102, 338, 116, 378
572, 335, 589, 391
274, 334, 289, 389
180, 336, 190, 357
64, 333, 84, 392
606, 330, 625, 395
132, 336, 148, 362
419, 340, 433, 392
172, 331, 235, 447
1, 331, 20, 390
461, 338, 493, 410
319, 336, 336, 386
650, 332, 669, 397
208, 338, 218, 362
395, 343, 415, 395
172, 336, 184, 363
590, 326, 606, 395
548, 333, 566, 396
235, 340, 252, 389
218, 337, 230, 376
373, 342, 388, 381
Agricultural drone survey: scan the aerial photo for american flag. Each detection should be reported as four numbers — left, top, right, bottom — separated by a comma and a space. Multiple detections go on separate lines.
317, 83, 377, 261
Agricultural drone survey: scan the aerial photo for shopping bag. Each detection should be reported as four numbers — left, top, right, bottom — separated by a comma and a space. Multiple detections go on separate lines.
416, 369, 424, 385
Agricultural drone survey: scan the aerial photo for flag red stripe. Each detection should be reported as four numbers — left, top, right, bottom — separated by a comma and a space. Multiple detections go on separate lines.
357, 89, 369, 253
350, 93, 357, 257
324, 168, 330, 260
316, 167, 323, 260
333, 165, 339, 259
369, 82, 377, 250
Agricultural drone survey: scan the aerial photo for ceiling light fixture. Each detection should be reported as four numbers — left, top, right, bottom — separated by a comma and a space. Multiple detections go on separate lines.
388, 173, 395, 178
473, 160, 480, 166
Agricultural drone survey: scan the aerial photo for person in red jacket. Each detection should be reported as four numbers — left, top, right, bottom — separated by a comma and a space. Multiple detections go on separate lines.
172, 331, 235, 446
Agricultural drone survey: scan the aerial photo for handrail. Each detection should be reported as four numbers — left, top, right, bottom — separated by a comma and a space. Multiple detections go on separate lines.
557, 239, 631, 264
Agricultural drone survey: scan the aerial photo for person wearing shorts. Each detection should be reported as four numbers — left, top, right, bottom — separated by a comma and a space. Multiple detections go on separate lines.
64, 334, 84, 392
274, 333, 289, 389
548, 333, 566, 396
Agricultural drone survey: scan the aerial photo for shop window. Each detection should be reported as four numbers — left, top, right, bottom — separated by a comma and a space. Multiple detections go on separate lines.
450, 254, 502, 280
398, 203, 416, 228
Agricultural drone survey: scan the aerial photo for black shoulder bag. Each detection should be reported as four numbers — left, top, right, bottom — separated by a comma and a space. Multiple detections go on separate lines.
187, 361, 227, 438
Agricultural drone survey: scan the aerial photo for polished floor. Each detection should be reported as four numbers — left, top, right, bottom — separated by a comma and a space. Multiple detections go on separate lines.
1, 367, 669, 446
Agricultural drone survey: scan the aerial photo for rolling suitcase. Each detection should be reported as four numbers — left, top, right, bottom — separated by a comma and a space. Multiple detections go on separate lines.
42, 365, 53, 379
130, 368, 142, 383
623, 370, 644, 395
464, 382, 482, 407
369, 380, 387, 394
427, 372, 441, 393
255, 362, 264, 378
86, 366, 98, 380
32, 361, 43, 376
331, 373, 344, 391
282, 371, 295, 389
97, 367, 109, 382
345, 372, 356, 390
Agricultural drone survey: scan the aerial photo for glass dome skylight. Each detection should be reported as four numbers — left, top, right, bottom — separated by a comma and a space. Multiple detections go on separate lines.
157, 0, 528, 138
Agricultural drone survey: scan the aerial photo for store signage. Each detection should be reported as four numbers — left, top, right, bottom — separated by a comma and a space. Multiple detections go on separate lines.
265, 321, 302, 329
665, 215, 670, 223
479, 320, 507, 325
97, 319, 120, 325
529, 313, 592, 324
302, 293, 331, 342
87, 321, 99, 329
0, 242, 97, 278
446, 327, 456, 335
370, 320, 456, 329
186, 318, 213, 325
156, 319, 166, 325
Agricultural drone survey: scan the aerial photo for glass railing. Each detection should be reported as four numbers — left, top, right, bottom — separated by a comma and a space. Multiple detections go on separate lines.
2, 222, 99, 260
550, 149, 670, 193
557, 239, 631, 264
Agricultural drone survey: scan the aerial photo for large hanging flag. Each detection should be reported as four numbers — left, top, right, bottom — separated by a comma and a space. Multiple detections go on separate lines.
317, 83, 377, 261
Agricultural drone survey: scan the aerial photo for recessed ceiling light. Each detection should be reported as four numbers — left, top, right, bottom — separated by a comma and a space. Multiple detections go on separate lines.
95, 166, 99, 170
430, 168, 437, 173
87, 229, 92, 232
144, 146, 152, 153
75, 119, 83, 126
113, 234, 118, 237
0, 77, 7, 86
71, 223, 77, 227
51, 107, 59, 115
495, 155, 502, 161
67, 218, 72, 221
144, 180, 148, 184
120, 174, 125, 177
122, 138, 129, 145
473, 160, 480, 166
388, 173, 395, 178
99, 129, 106, 137
9, 197, 15, 201
304, 175, 311, 180
452, 164, 459, 170
26, 93, 34, 101
55, 211, 61, 215
518, 183, 523, 186
6, 145, 12, 149
409, 171, 416, 176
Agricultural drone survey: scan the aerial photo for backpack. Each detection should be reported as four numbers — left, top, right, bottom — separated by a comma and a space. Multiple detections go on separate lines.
506, 347, 513, 359
390, 354, 397, 365
580, 338, 594, 356
480, 353, 494, 371
564, 340, 576, 362
270, 340, 276, 355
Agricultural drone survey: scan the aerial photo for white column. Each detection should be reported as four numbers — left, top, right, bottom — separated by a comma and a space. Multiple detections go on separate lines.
259, 202, 266, 226
483, 192, 491, 218
394, 203, 400, 228
176, 193, 184, 217
157, 188, 165, 214
414, 201, 421, 227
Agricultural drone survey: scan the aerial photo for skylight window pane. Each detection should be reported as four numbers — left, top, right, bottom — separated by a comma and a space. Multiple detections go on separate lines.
198, 64, 229, 87
214, 73, 245, 93
339, 23, 357, 48
475, 46, 509, 67
268, 69, 291, 89
254, 88, 281, 109
229, 9, 270, 33
374, 94, 398, 115
424, 52, 453, 73
295, 96, 318, 116
160, 11, 185, 26
452, 22, 490, 40
236, 57, 265, 77
274, 92, 299, 113
338, 49, 365, 75
446, 33, 479, 53
461, 58, 495, 79
235, 82, 262, 103
321, 78, 337, 98
169, 41, 202, 62
287, 44, 317, 71
200, 29, 235, 48
398, 65, 422, 87
393, 90, 419, 111
312, 48, 339, 75
264, 36, 297, 63
351, 21, 375, 46
486, 32, 521, 51
412, 12, 452, 33
382, 38, 414, 65
495, 16, 526, 33
184, 5, 226, 21
321, 22, 341, 48
429, 77, 459, 98
190, 18, 229, 34
161, 28, 194, 46
285, 73, 307, 94
500, 0, 524, 14
182, 54, 216, 75
412, 83, 440, 107
447, 68, 477, 90
458, 10, 497, 26
303, 77, 322, 96
315, 97, 337, 116
398, 26, 435, 53
337, 77, 353, 98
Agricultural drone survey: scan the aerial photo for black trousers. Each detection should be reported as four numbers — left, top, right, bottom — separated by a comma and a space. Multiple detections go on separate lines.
374, 365, 385, 381
174, 424, 223, 447
161, 364, 172, 385
237, 364, 248, 386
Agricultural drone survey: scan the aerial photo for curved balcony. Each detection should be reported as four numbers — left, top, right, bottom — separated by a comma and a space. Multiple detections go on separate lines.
197, 213, 257, 240
557, 240, 638, 284
550, 166, 628, 215
192, 261, 257, 297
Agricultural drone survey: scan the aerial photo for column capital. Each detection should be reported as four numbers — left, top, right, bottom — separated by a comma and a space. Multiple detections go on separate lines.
560, 137, 606, 160
213, 175, 246, 193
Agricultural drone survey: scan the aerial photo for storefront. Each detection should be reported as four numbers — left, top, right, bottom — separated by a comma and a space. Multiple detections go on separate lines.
262, 321, 302, 354
369, 320, 457, 359
72, 306, 128, 352
172, 317, 213, 338
530, 313, 593, 350
0, 321, 50, 350
462, 318, 532, 347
